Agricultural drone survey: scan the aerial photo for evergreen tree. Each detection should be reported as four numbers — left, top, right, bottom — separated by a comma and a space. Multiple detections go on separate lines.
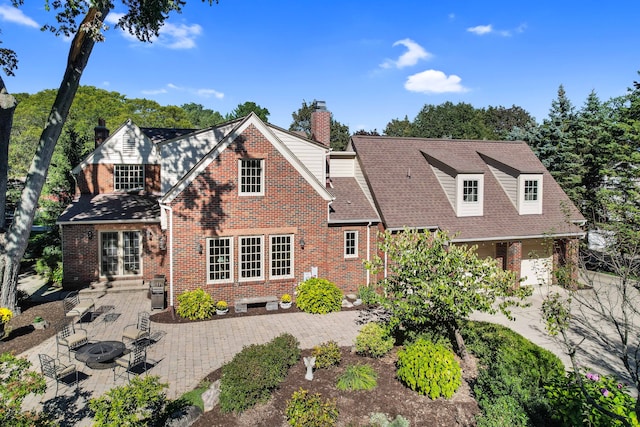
289, 100, 350, 151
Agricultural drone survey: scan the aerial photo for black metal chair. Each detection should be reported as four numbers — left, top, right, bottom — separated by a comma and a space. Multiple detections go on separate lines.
56, 322, 88, 360
122, 311, 150, 346
39, 354, 79, 396
113, 343, 148, 381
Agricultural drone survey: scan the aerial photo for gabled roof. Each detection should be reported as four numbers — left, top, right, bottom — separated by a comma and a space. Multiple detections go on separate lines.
140, 127, 197, 143
57, 193, 160, 224
351, 135, 585, 241
161, 113, 333, 204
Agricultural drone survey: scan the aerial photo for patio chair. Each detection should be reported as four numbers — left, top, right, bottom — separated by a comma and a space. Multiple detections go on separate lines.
39, 354, 79, 396
113, 343, 148, 381
56, 322, 88, 360
122, 311, 150, 346
63, 291, 95, 322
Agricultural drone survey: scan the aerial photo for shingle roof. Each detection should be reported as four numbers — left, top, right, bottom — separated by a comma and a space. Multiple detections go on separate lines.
351, 136, 585, 241
140, 128, 197, 143
57, 194, 160, 224
328, 177, 380, 223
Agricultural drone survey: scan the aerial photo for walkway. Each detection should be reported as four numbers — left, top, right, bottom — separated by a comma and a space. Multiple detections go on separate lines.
18, 291, 362, 426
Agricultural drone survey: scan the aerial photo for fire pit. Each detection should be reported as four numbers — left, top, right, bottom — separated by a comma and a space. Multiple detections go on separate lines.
76, 341, 126, 369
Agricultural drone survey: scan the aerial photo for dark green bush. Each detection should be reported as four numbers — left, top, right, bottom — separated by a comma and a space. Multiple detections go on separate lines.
355, 322, 394, 358
461, 321, 565, 427
475, 395, 529, 427
295, 278, 343, 314
285, 388, 339, 427
396, 338, 461, 399
219, 333, 300, 413
312, 341, 342, 369
176, 288, 216, 320
34, 245, 63, 286
336, 364, 378, 391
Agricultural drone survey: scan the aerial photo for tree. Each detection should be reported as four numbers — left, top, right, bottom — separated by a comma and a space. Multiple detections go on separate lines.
384, 115, 412, 137
289, 100, 351, 151
366, 229, 531, 361
181, 102, 224, 128
0, 1, 219, 310
482, 105, 536, 139
0, 353, 50, 426
412, 101, 492, 140
226, 101, 270, 122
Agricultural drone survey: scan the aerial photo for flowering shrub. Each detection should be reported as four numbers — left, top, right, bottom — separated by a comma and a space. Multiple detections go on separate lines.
546, 369, 639, 426
216, 300, 228, 311
0, 307, 12, 323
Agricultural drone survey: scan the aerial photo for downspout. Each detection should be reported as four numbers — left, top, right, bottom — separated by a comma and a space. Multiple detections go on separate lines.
160, 204, 174, 307
366, 221, 372, 285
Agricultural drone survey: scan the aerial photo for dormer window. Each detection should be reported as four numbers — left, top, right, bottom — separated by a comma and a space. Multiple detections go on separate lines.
456, 174, 484, 217
518, 174, 543, 214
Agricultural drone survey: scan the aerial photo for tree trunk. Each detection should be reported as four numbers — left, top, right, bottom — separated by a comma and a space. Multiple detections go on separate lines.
448, 322, 469, 362
0, 7, 109, 311
0, 80, 17, 231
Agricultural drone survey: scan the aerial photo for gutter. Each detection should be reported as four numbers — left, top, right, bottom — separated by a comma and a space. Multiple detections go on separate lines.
366, 221, 372, 285
159, 204, 174, 308
452, 232, 587, 243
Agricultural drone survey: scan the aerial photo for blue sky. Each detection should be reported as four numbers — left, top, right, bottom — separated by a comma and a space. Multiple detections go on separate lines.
1, 1, 639, 133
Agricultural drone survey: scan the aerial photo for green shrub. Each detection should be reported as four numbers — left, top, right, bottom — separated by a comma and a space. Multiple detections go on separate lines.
396, 338, 461, 399
176, 288, 216, 320
295, 278, 343, 314
285, 388, 339, 427
476, 395, 529, 427
219, 333, 300, 413
34, 245, 62, 286
546, 369, 639, 427
0, 353, 50, 427
312, 341, 342, 369
179, 379, 211, 412
355, 322, 394, 358
369, 412, 410, 427
357, 284, 379, 305
462, 321, 565, 426
336, 364, 378, 391
89, 376, 169, 427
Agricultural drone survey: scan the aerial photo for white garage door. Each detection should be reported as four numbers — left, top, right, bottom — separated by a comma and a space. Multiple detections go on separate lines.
520, 241, 552, 286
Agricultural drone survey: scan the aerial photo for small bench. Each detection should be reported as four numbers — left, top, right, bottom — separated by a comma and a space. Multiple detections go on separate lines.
63, 292, 95, 321
234, 296, 279, 313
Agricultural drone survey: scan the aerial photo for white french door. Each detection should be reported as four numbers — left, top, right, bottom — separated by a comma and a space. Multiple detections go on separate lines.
100, 231, 141, 276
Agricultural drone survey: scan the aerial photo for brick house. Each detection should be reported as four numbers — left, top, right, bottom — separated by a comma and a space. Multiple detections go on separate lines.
58, 105, 585, 308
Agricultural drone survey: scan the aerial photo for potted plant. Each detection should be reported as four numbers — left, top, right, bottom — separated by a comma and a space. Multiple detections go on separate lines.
216, 300, 229, 315
32, 316, 49, 330
280, 294, 292, 309
0, 307, 13, 339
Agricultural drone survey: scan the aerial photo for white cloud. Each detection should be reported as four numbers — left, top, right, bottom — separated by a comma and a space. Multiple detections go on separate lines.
197, 89, 224, 99
467, 25, 493, 35
0, 5, 38, 28
380, 38, 431, 69
106, 13, 202, 49
467, 23, 525, 37
142, 84, 224, 99
404, 70, 468, 94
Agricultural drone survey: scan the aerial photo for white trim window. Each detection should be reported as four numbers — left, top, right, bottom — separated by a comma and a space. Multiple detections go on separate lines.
100, 231, 141, 276
239, 159, 264, 195
271, 234, 294, 279
462, 179, 479, 203
207, 237, 233, 283
239, 236, 263, 281
344, 231, 358, 258
524, 179, 539, 201
114, 164, 144, 191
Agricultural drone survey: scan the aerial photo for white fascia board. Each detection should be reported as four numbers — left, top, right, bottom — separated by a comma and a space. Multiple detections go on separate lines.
71, 120, 133, 174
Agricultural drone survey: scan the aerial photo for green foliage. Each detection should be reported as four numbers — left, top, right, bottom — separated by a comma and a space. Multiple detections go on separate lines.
179, 379, 211, 412
34, 245, 63, 286
219, 333, 300, 413
396, 339, 461, 399
336, 364, 378, 391
475, 395, 529, 427
0, 353, 50, 426
366, 229, 530, 347
176, 288, 216, 320
369, 412, 410, 427
462, 321, 565, 427
288, 100, 351, 151
541, 292, 572, 336
354, 322, 394, 358
546, 370, 639, 427
312, 340, 342, 369
285, 388, 339, 427
226, 101, 270, 122
295, 278, 343, 314
89, 376, 169, 427
357, 284, 379, 305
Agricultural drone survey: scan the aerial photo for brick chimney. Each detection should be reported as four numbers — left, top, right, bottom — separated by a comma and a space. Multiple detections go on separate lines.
310, 101, 331, 147
94, 118, 109, 148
